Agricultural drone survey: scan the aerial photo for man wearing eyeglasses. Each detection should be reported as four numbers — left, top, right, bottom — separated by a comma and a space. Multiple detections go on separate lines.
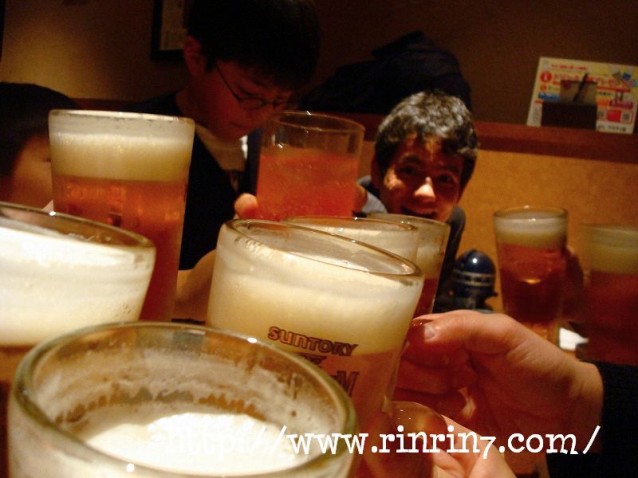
132, 0, 321, 271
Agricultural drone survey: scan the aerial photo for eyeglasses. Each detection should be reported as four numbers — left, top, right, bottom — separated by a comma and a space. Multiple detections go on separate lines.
214, 62, 288, 111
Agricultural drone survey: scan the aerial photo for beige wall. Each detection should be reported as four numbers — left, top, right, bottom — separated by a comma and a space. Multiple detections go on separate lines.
0, 0, 187, 101
1, 0, 636, 124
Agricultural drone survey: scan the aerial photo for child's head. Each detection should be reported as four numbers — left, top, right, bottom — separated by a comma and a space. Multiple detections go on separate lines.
0, 82, 78, 207
182, 0, 321, 139
188, 0, 320, 90
371, 91, 478, 223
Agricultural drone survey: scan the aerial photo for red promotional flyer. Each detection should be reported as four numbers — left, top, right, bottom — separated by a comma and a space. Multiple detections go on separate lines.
527, 57, 637, 134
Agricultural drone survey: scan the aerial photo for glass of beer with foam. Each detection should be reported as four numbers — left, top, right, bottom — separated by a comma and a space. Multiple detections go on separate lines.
207, 220, 425, 474
49, 110, 194, 322
368, 213, 450, 316
493, 206, 568, 342
0, 201, 155, 478
256, 112, 364, 220
579, 224, 638, 365
9, 322, 356, 477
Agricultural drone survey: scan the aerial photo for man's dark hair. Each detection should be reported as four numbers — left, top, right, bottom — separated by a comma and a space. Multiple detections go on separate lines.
374, 90, 478, 189
0, 82, 78, 176
187, 0, 321, 90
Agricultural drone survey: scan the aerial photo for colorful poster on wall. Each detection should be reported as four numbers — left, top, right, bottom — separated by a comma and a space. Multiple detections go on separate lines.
527, 57, 638, 134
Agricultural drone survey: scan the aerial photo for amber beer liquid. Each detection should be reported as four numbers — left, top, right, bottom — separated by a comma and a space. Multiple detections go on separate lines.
256, 112, 364, 220
49, 110, 194, 322
581, 225, 638, 365
207, 220, 423, 432
494, 206, 568, 341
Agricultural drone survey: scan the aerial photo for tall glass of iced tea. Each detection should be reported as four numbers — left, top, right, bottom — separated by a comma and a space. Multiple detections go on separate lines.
579, 224, 638, 365
493, 206, 568, 342
49, 110, 194, 322
0, 202, 154, 478
256, 112, 364, 220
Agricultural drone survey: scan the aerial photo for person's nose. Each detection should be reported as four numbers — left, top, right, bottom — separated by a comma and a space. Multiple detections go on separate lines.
414, 177, 436, 201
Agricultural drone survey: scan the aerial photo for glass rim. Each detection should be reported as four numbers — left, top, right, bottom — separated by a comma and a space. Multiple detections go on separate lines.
49, 108, 195, 127
0, 201, 154, 250
286, 215, 419, 233
226, 218, 423, 278
12, 321, 358, 477
581, 223, 638, 246
367, 212, 451, 231
270, 110, 365, 135
493, 205, 568, 221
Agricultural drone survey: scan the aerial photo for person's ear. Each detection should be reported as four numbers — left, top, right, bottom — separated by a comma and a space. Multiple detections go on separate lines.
370, 155, 383, 190
182, 36, 208, 77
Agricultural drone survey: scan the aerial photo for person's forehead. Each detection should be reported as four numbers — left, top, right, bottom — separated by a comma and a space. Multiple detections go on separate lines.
394, 137, 463, 170
231, 62, 293, 93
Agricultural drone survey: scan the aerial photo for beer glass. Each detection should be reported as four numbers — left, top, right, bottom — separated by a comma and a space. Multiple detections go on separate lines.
49, 109, 195, 322
579, 224, 638, 365
369, 213, 450, 316
256, 112, 364, 220
207, 220, 423, 436
285, 216, 420, 263
493, 206, 568, 342
0, 201, 155, 478
9, 322, 357, 477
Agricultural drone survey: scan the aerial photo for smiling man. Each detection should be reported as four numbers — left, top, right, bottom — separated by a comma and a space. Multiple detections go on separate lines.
359, 91, 479, 311
132, 0, 321, 270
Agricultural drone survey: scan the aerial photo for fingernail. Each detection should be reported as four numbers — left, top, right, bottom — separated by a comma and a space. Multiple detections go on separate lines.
423, 323, 436, 339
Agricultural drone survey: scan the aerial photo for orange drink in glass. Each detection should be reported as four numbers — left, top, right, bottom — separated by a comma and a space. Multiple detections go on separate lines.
256, 112, 364, 220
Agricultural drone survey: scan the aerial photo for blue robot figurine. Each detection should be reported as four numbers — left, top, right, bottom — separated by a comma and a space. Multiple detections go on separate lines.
451, 249, 497, 312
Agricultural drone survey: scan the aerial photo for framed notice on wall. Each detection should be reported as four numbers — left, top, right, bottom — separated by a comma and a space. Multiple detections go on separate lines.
151, 0, 192, 60
0, 0, 5, 60
527, 57, 638, 134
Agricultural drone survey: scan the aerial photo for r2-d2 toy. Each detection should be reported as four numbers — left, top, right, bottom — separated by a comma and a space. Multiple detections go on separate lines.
451, 249, 497, 311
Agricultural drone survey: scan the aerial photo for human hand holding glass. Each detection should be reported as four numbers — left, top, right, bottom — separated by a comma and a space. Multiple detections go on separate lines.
397, 311, 603, 453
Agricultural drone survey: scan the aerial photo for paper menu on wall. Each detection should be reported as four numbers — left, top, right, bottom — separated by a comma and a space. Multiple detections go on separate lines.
527, 57, 638, 134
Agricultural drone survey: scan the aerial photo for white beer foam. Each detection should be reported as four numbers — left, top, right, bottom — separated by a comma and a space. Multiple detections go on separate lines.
82, 410, 307, 475
0, 220, 153, 345
494, 216, 567, 249
585, 226, 638, 274
50, 133, 191, 182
